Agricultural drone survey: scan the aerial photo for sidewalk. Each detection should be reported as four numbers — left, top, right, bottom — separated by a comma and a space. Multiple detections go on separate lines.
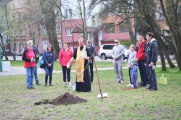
0, 55, 176, 76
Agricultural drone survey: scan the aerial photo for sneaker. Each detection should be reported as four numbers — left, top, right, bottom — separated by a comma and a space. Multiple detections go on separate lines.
45, 84, 47, 86
63, 82, 66, 85
120, 80, 124, 83
68, 82, 71, 86
36, 83, 41, 85
127, 84, 132, 87
117, 80, 121, 83
49, 84, 53, 86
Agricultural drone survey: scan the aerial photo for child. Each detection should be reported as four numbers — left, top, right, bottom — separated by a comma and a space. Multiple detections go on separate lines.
127, 44, 138, 89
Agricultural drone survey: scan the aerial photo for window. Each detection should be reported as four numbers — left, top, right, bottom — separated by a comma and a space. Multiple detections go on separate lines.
56, 26, 61, 35
19, 43, 22, 50
66, 28, 72, 36
65, 9, 72, 18
18, 13, 21, 22
12, 15, 15, 22
13, 30, 16, 36
43, 41, 47, 51
18, 30, 22, 36
23, 29, 26, 36
104, 23, 115, 33
14, 43, 17, 51
119, 22, 129, 33
17, 0, 20, 8
158, 7, 164, 19
103, 45, 114, 50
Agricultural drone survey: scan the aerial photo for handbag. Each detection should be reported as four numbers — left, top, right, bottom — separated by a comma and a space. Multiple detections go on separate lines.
158, 74, 167, 85
39, 56, 45, 69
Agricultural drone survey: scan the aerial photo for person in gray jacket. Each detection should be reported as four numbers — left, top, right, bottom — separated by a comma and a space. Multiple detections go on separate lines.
112, 39, 125, 83
145, 32, 158, 91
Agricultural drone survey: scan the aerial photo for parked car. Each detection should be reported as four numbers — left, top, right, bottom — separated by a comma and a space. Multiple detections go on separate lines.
98, 44, 130, 60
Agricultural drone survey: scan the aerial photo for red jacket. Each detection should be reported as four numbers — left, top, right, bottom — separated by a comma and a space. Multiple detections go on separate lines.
22, 49, 36, 68
58, 48, 73, 66
136, 41, 146, 61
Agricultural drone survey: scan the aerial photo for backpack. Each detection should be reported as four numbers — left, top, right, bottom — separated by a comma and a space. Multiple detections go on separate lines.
39, 56, 45, 69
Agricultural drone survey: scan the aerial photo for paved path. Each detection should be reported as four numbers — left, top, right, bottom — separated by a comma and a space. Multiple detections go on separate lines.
0, 55, 176, 76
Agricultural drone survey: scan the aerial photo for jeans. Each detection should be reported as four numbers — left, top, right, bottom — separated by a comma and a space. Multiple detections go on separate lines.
89, 61, 94, 82
138, 60, 149, 85
26, 67, 35, 88
34, 65, 39, 84
130, 66, 138, 88
146, 65, 158, 89
62, 66, 71, 82
44, 64, 54, 85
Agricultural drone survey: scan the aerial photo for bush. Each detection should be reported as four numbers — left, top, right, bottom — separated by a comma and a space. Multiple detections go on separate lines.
119, 39, 132, 46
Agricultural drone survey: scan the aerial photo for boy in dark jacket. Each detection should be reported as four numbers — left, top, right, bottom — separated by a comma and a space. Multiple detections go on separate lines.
145, 32, 158, 91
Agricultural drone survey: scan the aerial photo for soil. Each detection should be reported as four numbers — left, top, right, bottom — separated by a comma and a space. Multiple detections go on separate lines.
34, 92, 87, 106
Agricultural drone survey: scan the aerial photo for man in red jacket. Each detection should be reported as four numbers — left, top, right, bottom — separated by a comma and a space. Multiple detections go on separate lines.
136, 35, 149, 86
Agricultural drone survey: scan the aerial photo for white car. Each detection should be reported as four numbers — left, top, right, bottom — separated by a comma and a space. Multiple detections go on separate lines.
98, 44, 130, 60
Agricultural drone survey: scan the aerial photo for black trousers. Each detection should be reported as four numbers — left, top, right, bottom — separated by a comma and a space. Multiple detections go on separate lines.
128, 68, 132, 84
138, 60, 149, 85
62, 66, 71, 82
89, 61, 94, 82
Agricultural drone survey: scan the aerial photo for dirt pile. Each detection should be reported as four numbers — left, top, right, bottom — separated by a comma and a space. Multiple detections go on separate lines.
35, 92, 87, 106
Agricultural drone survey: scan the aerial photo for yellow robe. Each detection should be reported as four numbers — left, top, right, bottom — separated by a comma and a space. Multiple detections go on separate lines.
76, 45, 86, 82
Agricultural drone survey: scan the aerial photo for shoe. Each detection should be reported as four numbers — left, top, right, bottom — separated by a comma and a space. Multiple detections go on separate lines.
45, 84, 47, 86
49, 84, 53, 86
68, 82, 71, 86
31, 87, 35, 89
149, 88, 158, 91
63, 82, 66, 85
36, 83, 41, 85
138, 83, 146, 87
127, 84, 132, 87
117, 81, 121, 83
27, 87, 32, 90
120, 80, 124, 83
146, 86, 152, 89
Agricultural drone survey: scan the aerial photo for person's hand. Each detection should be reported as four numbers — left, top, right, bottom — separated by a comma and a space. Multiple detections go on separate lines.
48, 64, 51, 67
67, 63, 70, 68
149, 62, 154, 67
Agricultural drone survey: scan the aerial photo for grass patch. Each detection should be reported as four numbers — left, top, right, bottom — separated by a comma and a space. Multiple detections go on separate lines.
0, 67, 181, 119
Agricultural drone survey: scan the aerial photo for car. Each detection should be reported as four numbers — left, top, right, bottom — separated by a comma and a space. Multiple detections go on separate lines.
123, 45, 130, 60
98, 44, 130, 60
98, 44, 114, 60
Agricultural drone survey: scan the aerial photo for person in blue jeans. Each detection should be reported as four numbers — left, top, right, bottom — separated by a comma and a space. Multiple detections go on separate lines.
44, 44, 55, 86
22, 40, 37, 89
127, 44, 138, 89
25, 40, 40, 85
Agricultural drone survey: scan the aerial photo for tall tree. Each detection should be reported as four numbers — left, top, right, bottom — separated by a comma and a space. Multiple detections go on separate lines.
159, 0, 181, 71
40, 0, 60, 58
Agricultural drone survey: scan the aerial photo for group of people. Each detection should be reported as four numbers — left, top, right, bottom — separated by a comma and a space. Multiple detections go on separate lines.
112, 32, 158, 91
22, 31, 158, 92
22, 38, 95, 92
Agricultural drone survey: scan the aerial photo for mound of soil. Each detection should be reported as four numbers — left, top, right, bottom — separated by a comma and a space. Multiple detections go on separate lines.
34, 92, 87, 106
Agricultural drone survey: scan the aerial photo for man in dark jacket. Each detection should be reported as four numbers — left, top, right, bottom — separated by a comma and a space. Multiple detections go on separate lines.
145, 32, 158, 91
86, 40, 95, 83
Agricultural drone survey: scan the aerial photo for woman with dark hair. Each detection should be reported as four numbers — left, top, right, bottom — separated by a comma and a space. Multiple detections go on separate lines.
44, 44, 55, 86
58, 41, 73, 85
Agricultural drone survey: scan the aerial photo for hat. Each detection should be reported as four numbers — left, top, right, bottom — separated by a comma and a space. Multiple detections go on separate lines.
27, 40, 33, 45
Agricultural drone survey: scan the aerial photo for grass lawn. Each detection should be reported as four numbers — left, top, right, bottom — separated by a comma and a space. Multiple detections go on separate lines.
0, 66, 181, 119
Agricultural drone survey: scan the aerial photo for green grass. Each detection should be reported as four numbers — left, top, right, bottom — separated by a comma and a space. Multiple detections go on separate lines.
0, 66, 181, 119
